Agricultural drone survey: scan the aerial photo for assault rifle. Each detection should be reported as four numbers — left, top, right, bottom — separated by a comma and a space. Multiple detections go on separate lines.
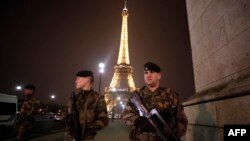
67, 92, 81, 141
130, 93, 181, 141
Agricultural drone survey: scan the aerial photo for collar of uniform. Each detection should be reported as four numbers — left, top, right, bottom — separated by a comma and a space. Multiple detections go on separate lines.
143, 86, 163, 94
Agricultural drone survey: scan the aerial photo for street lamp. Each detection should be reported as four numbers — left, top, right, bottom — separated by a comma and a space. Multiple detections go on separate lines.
51, 95, 55, 99
50, 94, 56, 113
15, 85, 23, 111
120, 101, 124, 116
117, 96, 120, 119
50, 94, 56, 103
98, 62, 105, 93
111, 88, 116, 122
15, 85, 22, 98
121, 103, 125, 110
16, 85, 22, 91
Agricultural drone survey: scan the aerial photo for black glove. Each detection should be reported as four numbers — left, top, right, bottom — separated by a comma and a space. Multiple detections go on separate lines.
134, 116, 154, 132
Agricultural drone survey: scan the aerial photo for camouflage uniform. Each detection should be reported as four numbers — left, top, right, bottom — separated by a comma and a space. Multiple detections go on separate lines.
17, 95, 40, 141
122, 86, 188, 141
65, 89, 109, 141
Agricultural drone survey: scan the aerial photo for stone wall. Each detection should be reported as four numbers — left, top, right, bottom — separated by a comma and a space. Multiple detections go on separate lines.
183, 0, 250, 140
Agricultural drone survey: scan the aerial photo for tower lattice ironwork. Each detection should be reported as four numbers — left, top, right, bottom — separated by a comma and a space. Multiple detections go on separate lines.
105, 2, 137, 112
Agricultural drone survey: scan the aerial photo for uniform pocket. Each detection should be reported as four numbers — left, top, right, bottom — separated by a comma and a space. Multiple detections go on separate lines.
86, 109, 95, 122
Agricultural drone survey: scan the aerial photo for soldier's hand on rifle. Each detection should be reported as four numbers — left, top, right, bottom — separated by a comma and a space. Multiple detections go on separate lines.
134, 116, 154, 132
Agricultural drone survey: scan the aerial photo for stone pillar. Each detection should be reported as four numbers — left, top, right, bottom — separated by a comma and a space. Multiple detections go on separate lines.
183, 0, 250, 141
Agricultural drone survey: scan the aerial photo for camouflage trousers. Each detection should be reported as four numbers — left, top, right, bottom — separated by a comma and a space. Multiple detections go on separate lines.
17, 121, 32, 141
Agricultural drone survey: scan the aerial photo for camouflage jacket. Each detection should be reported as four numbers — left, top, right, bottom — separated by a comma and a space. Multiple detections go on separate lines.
122, 86, 188, 138
65, 89, 109, 140
20, 95, 40, 121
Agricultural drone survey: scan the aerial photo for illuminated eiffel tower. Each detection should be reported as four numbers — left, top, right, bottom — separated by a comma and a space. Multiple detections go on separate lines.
105, 2, 137, 112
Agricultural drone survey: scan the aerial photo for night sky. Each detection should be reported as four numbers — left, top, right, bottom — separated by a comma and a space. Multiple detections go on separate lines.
0, 0, 195, 105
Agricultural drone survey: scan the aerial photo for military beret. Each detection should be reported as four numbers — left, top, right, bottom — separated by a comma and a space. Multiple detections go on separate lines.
25, 84, 36, 91
144, 62, 161, 73
76, 70, 93, 77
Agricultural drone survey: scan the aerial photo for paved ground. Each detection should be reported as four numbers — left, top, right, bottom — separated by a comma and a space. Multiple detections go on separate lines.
31, 119, 131, 141
95, 120, 131, 141
31, 132, 64, 141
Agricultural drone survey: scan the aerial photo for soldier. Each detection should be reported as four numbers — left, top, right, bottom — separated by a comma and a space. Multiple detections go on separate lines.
122, 62, 188, 141
65, 70, 109, 141
17, 84, 40, 141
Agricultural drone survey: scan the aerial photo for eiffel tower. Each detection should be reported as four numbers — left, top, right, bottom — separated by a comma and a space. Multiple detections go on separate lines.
105, 2, 137, 112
